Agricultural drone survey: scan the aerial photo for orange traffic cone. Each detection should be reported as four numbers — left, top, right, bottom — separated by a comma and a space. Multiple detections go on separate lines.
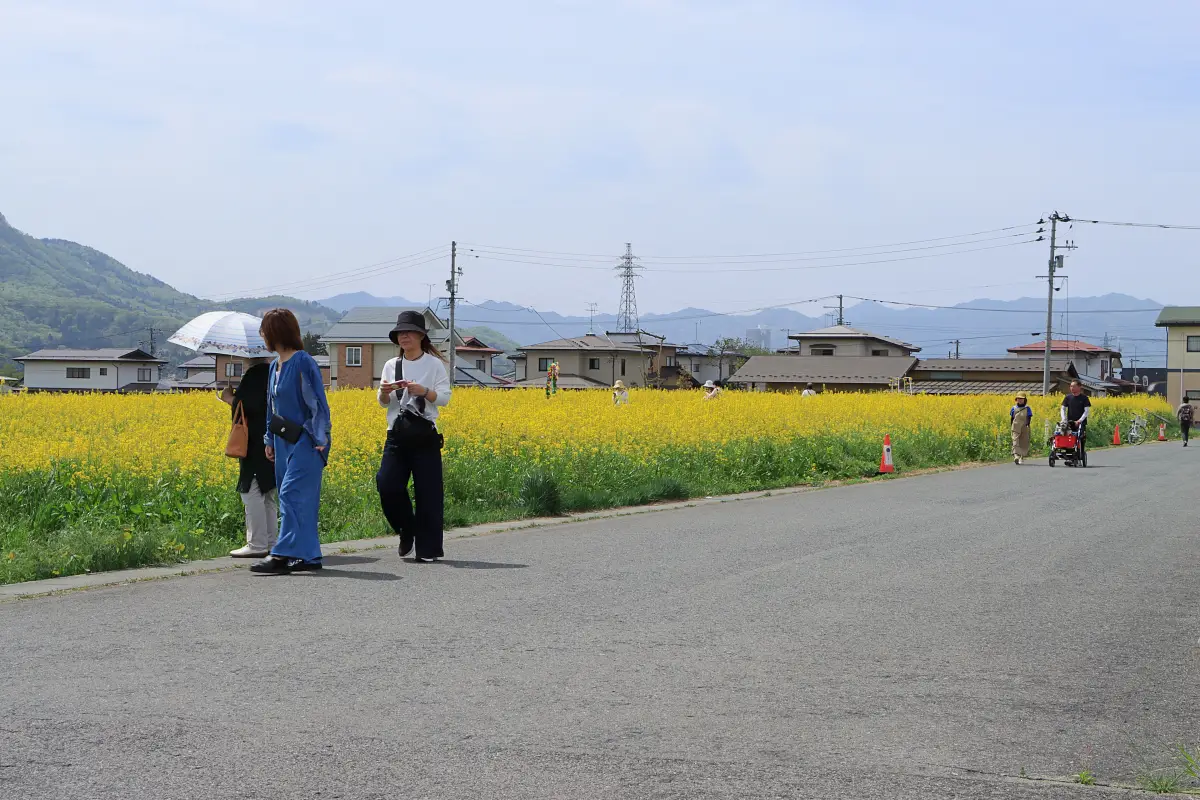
879, 434, 895, 474
1159, 423, 1168, 441
1112, 425, 1121, 445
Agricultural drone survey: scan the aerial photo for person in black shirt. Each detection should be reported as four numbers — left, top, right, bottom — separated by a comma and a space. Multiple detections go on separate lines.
221, 358, 278, 557
1060, 379, 1091, 454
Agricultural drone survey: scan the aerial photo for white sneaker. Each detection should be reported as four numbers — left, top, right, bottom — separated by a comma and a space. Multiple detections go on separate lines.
230, 545, 269, 558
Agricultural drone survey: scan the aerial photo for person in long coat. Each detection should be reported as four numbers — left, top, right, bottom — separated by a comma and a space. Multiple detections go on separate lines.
1010, 391, 1033, 465
221, 357, 277, 557
251, 309, 332, 574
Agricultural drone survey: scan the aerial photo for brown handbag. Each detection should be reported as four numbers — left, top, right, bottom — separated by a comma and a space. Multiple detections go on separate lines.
225, 401, 249, 458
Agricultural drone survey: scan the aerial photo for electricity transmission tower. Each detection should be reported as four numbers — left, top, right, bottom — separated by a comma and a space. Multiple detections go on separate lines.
615, 243, 641, 334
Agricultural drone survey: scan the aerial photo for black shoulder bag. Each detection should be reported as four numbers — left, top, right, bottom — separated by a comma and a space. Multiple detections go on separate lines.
387, 361, 444, 450
267, 360, 304, 444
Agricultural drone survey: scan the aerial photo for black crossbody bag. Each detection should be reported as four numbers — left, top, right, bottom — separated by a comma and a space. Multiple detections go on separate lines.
387, 361, 444, 450
268, 361, 304, 444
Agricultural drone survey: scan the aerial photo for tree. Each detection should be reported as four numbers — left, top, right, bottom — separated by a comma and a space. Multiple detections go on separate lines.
302, 331, 327, 356
708, 337, 768, 381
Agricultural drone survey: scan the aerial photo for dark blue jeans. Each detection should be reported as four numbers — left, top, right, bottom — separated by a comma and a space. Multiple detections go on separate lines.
376, 436, 445, 559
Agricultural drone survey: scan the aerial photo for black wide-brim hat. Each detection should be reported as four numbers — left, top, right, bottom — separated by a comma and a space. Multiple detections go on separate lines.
389, 310, 427, 344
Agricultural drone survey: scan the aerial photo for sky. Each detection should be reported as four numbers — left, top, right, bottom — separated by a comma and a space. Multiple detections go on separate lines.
2, 0, 1199, 317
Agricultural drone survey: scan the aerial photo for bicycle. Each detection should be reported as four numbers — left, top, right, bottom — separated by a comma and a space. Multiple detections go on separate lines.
1128, 414, 1148, 446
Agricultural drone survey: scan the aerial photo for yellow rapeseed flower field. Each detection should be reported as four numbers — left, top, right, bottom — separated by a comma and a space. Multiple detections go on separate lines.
0, 388, 1175, 584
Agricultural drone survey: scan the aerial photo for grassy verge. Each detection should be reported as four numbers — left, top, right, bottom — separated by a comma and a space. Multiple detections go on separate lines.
0, 413, 1179, 585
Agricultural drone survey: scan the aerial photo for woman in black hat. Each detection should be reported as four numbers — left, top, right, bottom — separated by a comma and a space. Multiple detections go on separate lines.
376, 310, 453, 562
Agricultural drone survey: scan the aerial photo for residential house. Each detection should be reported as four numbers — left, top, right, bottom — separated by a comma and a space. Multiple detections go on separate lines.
321, 306, 462, 389
211, 354, 330, 389
787, 325, 921, 357
603, 332, 682, 388
730, 355, 918, 393
178, 355, 215, 378
908, 359, 1080, 395
1154, 306, 1200, 407
14, 348, 167, 393
675, 344, 746, 386
456, 336, 504, 376
1006, 339, 1123, 381
510, 334, 659, 389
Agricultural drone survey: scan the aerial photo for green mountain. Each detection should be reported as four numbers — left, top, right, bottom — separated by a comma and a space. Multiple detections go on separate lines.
0, 212, 342, 374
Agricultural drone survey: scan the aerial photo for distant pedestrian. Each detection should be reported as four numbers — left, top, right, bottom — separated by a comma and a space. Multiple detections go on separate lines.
220, 357, 277, 557
1178, 399, 1194, 447
251, 309, 331, 574
376, 310, 452, 563
702, 379, 722, 400
1010, 391, 1032, 465
612, 380, 629, 405
801, 383, 817, 397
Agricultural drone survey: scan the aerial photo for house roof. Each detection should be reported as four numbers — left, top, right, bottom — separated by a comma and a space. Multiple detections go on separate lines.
1155, 306, 1200, 327
15, 348, 167, 364
161, 371, 219, 390
313, 355, 330, 368
730, 355, 918, 384
915, 358, 1077, 374
911, 380, 1046, 396
321, 306, 454, 344
515, 335, 655, 354
1075, 374, 1123, 392
788, 325, 920, 352
179, 355, 216, 369
1007, 339, 1120, 355
457, 336, 503, 354
453, 365, 507, 387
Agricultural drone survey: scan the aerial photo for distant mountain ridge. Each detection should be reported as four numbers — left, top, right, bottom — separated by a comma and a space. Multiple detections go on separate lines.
321, 292, 1166, 361
0, 212, 341, 373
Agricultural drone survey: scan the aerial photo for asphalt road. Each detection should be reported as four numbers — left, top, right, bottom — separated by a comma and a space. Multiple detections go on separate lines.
2, 443, 1198, 799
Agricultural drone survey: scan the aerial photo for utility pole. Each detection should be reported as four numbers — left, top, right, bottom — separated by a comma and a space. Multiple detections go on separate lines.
446, 241, 461, 376
1037, 212, 1075, 395
951, 339, 961, 359
823, 295, 847, 326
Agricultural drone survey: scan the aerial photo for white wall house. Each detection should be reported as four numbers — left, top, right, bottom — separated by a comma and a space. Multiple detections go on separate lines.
14, 348, 166, 393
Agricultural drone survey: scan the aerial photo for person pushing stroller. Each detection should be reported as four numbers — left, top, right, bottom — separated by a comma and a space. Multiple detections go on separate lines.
1060, 380, 1090, 456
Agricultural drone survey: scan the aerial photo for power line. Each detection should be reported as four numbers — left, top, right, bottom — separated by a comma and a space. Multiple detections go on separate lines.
207, 245, 449, 300
845, 295, 1162, 314
460, 221, 1039, 261
1072, 218, 1200, 230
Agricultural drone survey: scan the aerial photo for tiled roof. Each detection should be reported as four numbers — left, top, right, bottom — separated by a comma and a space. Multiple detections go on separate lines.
1008, 340, 1119, 354
453, 365, 506, 387
730, 355, 917, 384
910, 380, 1045, 396
915, 358, 1076, 373
515, 335, 653, 353
179, 355, 216, 369
1155, 306, 1200, 326
322, 306, 450, 344
788, 325, 920, 352
510, 374, 611, 389
15, 348, 166, 363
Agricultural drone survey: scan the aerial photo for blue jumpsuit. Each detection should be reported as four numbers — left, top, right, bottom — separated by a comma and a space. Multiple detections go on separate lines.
265, 351, 331, 564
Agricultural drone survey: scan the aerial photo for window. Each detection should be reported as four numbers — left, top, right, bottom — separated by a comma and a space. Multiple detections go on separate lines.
692, 363, 701, 373
588, 358, 600, 370
99, 368, 108, 376
930, 372, 963, 380
538, 358, 553, 371
621, 358, 626, 376
665, 355, 677, 367
811, 348, 834, 356
475, 359, 485, 371
1188, 336, 1200, 352
225, 362, 242, 378
871, 349, 889, 357
345, 347, 362, 367
138, 368, 153, 382
66, 367, 91, 379
1100, 360, 1109, 378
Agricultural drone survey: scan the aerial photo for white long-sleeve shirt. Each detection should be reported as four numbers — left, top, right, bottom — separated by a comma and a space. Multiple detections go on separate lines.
377, 353, 452, 430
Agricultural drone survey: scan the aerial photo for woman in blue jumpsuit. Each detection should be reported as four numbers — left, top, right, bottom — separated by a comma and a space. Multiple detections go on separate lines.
251, 309, 332, 574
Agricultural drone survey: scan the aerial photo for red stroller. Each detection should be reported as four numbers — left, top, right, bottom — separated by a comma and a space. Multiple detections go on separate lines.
1049, 421, 1086, 468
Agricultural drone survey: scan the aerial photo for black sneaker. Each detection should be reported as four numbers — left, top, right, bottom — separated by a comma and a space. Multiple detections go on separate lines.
399, 533, 415, 558
288, 559, 323, 572
250, 556, 291, 574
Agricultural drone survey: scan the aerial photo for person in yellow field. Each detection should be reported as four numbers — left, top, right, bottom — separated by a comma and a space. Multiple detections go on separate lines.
1010, 391, 1032, 465
612, 380, 629, 406
702, 379, 722, 400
